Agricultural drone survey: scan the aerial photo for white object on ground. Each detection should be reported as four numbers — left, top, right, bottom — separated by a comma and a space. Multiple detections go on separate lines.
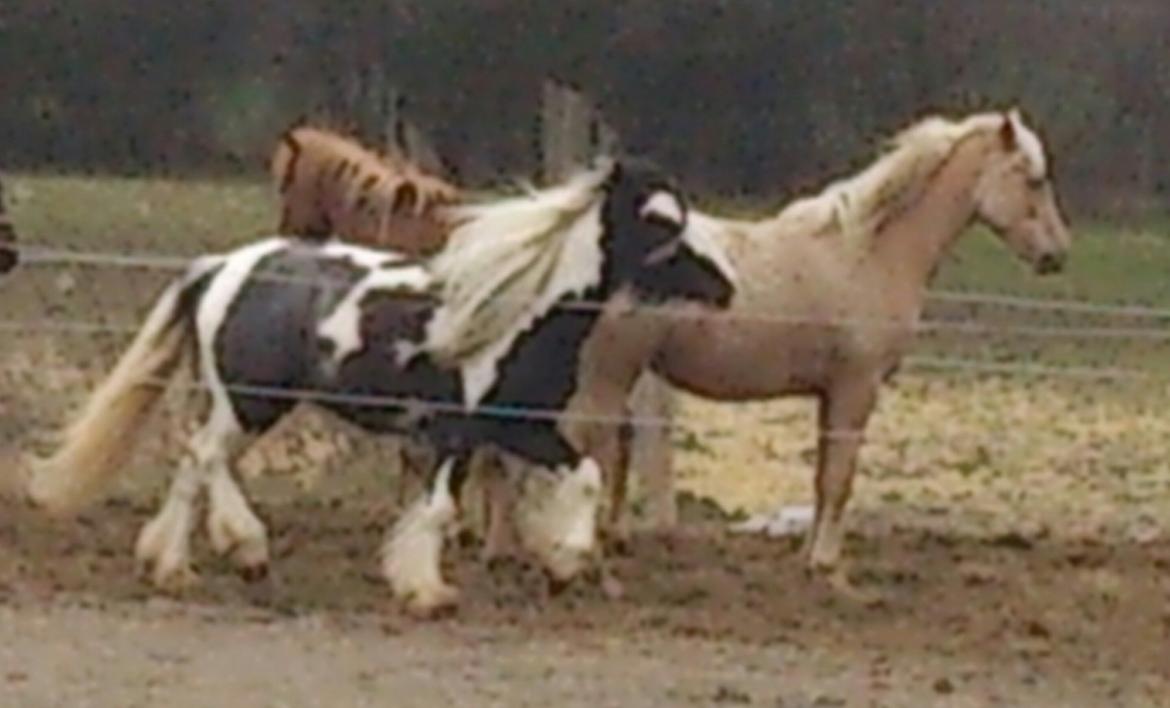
729, 505, 815, 538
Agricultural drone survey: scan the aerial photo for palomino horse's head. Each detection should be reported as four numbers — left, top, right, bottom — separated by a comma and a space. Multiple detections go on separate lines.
973, 110, 1071, 275
602, 159, 738, 307
0, 176, 18, 274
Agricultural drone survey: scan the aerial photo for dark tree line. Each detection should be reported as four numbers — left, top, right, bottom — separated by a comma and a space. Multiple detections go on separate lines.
1, 0, 1167, 216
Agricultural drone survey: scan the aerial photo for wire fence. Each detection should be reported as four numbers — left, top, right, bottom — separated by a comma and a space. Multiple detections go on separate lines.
3, 238, 1170, 462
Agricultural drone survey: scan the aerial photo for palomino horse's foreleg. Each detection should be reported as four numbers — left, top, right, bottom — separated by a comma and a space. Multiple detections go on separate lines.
805, 379, 879, 576
620, 375, 678, 533
382, 455, 467, 618
136, 404, 245, 591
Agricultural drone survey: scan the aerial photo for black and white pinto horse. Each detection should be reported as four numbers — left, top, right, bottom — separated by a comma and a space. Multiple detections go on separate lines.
0, 174, 18, 274
29, 159, 737, 616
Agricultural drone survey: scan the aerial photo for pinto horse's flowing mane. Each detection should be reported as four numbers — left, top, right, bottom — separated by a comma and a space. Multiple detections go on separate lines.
424, 161, 613, 366
770, 111, 1034, 245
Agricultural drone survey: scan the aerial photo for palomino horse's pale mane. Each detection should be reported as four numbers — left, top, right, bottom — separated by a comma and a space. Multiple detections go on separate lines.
770, 111, 1043, 245
424, 161, 613, 367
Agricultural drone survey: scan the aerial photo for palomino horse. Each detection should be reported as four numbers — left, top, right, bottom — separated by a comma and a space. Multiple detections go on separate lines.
29, 159, 737, 617
271, 125, 459, 256
0, 174, 18, 274
606, 109, 1072, 593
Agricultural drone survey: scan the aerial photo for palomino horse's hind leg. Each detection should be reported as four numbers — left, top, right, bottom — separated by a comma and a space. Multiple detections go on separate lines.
135, 402, 245, 591
804, 376, 880, 601
382, 456, 466, 618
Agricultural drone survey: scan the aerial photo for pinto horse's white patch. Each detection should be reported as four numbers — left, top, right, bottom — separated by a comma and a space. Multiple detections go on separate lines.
196, 238, 291, 390
425, 166, 612, 408
440, 201, 605, 409
318, 240, 406, 270
317, 263, 432, 366
640, 190, 685, 228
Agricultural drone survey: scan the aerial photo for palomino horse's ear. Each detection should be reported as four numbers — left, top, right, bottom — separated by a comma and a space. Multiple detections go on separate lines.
999, 111, 1019, 151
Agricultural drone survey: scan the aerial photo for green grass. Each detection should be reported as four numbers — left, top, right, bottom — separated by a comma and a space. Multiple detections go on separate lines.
936, 221, 1170, 309
7, 174, 275, 254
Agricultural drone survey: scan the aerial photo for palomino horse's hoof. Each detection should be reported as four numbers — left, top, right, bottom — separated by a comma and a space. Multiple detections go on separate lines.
807, 565, 886, 608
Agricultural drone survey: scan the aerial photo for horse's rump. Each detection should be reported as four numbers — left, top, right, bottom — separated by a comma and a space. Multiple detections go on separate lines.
271, 126, 458, 256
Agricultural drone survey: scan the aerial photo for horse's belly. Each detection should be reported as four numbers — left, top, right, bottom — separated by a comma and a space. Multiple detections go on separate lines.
657, 324, 831, 399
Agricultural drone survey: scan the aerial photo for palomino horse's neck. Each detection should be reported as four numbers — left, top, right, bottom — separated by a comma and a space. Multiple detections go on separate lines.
869, 130, 993, 294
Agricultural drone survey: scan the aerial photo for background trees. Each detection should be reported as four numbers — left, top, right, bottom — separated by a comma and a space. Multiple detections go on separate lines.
1, 0, 1165, 217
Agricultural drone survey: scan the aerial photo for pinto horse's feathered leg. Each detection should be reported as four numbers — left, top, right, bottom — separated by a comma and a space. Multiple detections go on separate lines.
136, 399, 250, 590
382, 454, 470, 617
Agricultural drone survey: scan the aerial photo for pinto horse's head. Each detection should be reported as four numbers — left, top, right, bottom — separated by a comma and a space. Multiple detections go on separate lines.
0, 177, 18, 275
600, 159, 738, 309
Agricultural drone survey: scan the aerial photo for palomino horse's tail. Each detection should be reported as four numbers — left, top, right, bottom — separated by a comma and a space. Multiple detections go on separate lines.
28, 260, 217, 515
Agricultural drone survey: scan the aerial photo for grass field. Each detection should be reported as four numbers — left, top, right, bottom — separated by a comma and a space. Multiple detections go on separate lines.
2, 174, 1170, 705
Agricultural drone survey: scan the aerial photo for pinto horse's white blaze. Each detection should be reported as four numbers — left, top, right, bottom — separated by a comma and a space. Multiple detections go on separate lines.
317, 264, 432, 366
515, 457, 603, 582
382, 458, 460, 615
640, 190, 685, 227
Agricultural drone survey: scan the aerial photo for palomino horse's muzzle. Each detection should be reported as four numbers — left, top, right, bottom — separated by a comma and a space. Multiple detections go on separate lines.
1034, 251, 1066, 275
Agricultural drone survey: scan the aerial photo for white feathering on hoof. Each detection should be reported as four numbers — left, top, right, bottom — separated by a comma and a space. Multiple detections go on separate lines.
382, 459, 460, 614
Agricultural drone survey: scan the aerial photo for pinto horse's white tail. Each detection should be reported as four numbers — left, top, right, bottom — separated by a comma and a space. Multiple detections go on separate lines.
28, 263, 214, 515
